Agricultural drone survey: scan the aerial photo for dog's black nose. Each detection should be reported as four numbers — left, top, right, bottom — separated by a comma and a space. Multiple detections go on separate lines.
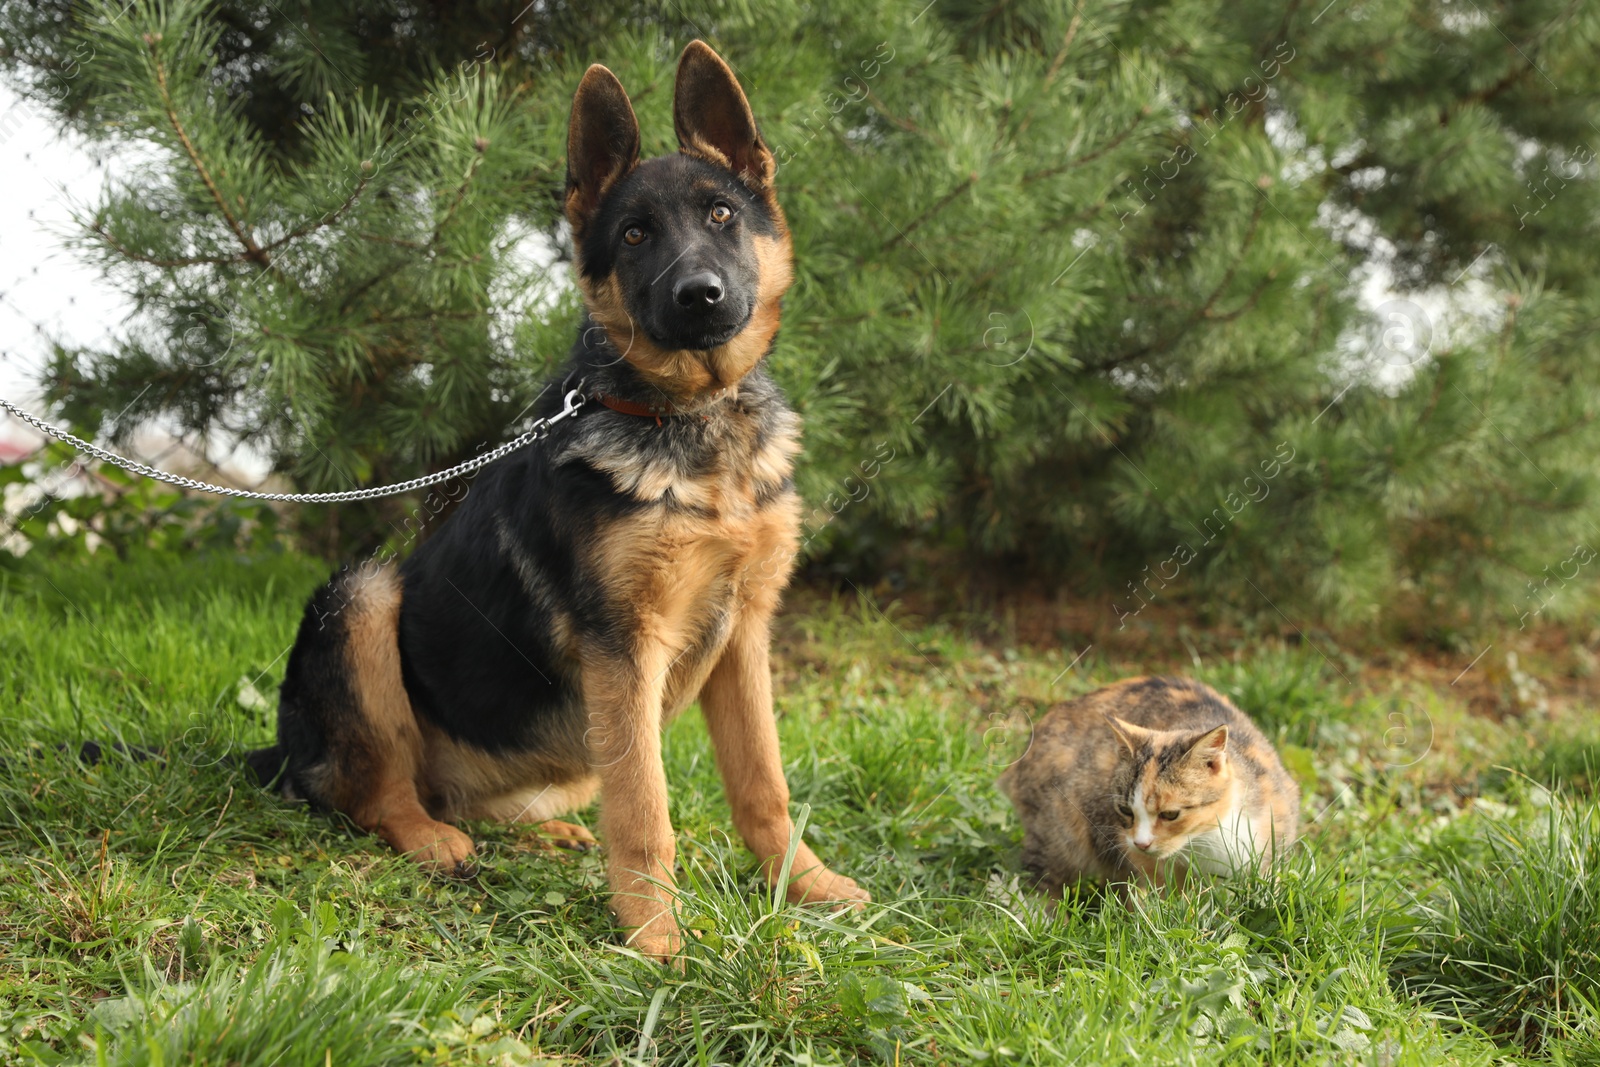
673, 271, 724, 308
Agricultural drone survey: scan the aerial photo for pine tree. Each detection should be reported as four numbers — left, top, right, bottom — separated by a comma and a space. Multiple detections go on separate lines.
1, 0, 1597, 632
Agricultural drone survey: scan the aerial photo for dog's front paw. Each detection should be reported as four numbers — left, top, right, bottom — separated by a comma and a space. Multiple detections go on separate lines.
787, 868, 871, 910
394, 821, 479, 879
626, 929, 684, 966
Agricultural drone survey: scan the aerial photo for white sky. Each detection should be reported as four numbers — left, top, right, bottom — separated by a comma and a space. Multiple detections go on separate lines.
0, 83, 134, 423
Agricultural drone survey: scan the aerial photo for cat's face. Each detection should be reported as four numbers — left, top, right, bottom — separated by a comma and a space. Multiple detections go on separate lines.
1105, 718, 1235, 862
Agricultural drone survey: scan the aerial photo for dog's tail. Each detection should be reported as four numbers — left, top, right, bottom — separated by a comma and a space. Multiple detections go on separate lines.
241, 745, 288, 787
60, 740, 287, 788
74, 740, 163, 765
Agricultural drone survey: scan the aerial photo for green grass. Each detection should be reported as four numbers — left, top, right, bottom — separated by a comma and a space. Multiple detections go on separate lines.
1, 551, 1597, 1064
1396, 790, 1600, 1050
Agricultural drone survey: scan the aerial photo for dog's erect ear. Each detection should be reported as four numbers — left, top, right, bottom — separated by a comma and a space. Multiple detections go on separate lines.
673, 40, 774, 190
566, 64, 640, 231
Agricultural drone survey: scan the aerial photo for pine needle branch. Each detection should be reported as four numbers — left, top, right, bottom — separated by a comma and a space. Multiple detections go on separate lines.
1090, 196, 1269, 371
259, 173, 372, 254
88, 219, 255, 268
358, 232, 426, 249
1202, 270, 1276, 322
334, 154, 485, 315
427, 150, 487, 248
337, 268, 395, 315
883, 172, 976, 251
862, 85, 943, 145
149, 41, 269, 268
1023, 107, 1152, 184
1195, 195, 1268, 315
1016, 1, 1085, 137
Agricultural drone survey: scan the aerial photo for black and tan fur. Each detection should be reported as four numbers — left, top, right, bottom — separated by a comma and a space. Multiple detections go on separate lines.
254, 41, 868, 961
998, 677, 1299, 896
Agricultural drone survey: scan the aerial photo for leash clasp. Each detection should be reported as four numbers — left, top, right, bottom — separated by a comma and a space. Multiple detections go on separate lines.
548, 380, 587, 429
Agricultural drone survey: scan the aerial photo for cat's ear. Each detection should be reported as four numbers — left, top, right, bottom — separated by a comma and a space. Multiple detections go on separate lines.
1185, 724, 1229, 773
565, 64, 640, 232
1104, 715, 1147, 755
674, 40, 775, 190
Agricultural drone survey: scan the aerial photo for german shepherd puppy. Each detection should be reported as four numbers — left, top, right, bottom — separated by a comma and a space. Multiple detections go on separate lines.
251, 41, 869, 960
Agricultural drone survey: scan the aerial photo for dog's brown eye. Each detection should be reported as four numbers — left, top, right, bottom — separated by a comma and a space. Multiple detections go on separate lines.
709, 202, 733, 224
623, 226, 646, 246
1159, 810, 1180, 821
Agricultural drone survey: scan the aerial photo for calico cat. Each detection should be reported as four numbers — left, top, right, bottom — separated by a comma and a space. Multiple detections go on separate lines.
998, 676, 1299, 895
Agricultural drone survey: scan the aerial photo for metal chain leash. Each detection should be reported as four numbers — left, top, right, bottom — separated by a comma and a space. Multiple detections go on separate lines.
0, 389, 587, 504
